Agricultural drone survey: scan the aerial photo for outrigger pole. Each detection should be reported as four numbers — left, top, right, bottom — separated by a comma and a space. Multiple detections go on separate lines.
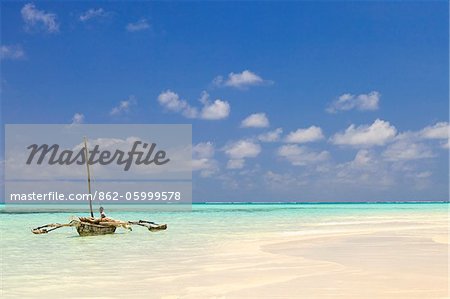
83, 137, 94, 218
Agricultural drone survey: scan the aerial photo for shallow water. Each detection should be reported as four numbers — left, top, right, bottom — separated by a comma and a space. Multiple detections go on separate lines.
1, 203, 448, 298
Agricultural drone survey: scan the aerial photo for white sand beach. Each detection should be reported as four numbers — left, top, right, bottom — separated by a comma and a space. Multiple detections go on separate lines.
153, 223, 448, 299
1, 204, 448, 298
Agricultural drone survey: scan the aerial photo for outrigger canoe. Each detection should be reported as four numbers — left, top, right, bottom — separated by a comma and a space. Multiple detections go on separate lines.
31, 137, 167, 237
32, 217, 167, 236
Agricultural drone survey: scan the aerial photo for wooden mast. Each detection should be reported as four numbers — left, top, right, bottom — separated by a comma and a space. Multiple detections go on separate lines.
83, 137, 94, 218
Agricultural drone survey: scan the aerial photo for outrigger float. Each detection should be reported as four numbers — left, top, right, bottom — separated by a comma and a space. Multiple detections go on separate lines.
32, 137, 167, 237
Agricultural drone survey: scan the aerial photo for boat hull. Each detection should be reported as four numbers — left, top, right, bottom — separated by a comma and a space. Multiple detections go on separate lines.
76, 222, 116, 236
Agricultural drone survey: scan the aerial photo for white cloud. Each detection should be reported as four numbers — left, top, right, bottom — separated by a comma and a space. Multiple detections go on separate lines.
258, 128, 283, 142
0, 45, 25, 60
415, 171, 432, 179
334, 150, 395, 187
263, 171, 311, 190
126, 19, 150, 32
201, 99, 230, 120
383, 142, 434, 161
420, 122, 449, 140
80, 8, 109, 22
193, 142, 214, 159
157, 90, 195, 117
227, 159, 245, 169
110, 96, 136, 115
224, 140, 261, 159
224, 140, 261, 169
327, 91, 380, 113
382, 134, 434, 161
241, 113, 269, 128
21, 3, 59, 33
352, 149, 373, 166
213, 70, 271, 89
157, 90, 230, 120
332, 148, 435, 190
277, 145, 329, 166
285, 126, 324, 143
331, 119, 397, 147
264, 171, 301, 188
192, 142, 218, 177
338, 150, 376, 177
192, 158, 218, 177
333, 150, 376, 184
71, 113, 84, 124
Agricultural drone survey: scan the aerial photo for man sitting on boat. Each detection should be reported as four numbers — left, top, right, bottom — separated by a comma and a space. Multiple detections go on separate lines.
98, 206, 116, 222
77, 207, 132, 231
79, 207, 116, 224
99, 206, 107, 219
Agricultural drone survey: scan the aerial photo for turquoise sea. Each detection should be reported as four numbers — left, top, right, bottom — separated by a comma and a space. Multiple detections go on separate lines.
1, 202, 448, 298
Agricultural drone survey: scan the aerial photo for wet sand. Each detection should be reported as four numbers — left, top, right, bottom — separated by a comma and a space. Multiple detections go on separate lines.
1, 204, 448, 298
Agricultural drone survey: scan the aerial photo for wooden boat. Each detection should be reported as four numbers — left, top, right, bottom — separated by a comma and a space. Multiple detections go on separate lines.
76, 221, 117, 237
31, 137, 167, 236
32, 218, 167, 235
70, 138, 119, 236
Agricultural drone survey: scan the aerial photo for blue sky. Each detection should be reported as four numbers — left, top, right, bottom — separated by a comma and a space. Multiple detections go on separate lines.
1, 1, 448, 202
